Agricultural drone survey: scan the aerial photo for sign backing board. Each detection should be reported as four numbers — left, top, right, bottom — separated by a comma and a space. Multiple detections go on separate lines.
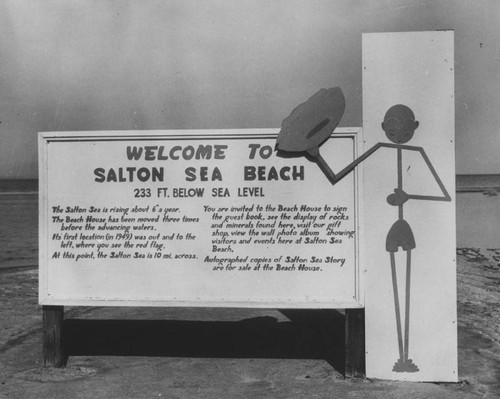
362, 31, 457, 381
39, 129, 363, 308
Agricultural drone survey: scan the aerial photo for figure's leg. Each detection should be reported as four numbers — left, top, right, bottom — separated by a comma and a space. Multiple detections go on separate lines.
404, 250, 411, 362
389, 251, 404, 362
400, 249, 419, 372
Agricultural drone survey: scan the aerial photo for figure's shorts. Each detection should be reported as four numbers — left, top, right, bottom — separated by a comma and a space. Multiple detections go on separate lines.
386, 219, 416, 252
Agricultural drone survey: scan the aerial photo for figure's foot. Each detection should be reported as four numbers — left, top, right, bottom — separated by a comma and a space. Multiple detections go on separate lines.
392, 358, 420, 373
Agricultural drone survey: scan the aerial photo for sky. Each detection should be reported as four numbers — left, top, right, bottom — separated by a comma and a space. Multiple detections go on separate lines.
0, 0, 499, 178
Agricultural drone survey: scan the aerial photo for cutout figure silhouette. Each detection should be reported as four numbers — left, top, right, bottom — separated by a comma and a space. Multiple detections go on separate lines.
277, 90, 451, 373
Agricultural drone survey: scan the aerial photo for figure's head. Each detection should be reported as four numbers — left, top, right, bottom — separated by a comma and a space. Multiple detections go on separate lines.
381, 104, 419, 144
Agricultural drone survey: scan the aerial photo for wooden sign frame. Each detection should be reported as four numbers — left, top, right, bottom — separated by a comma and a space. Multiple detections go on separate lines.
39, 128, 364, 309
39, 128, 365, 374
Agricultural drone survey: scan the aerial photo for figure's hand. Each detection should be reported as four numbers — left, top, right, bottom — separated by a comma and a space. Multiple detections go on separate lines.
387, 188, 409, 206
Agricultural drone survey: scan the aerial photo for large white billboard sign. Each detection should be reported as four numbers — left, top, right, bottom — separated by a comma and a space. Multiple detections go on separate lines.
39, 129, 362, 308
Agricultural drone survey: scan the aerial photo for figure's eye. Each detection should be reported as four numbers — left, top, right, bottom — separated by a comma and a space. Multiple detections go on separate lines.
385, 119, 399, 131
403, 119, 415, 130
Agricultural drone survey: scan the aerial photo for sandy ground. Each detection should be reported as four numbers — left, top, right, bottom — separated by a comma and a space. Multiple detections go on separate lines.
0, 252, 499, 399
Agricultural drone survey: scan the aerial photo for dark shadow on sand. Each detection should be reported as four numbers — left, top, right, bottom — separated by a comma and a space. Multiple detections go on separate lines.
64, 309, 346, 374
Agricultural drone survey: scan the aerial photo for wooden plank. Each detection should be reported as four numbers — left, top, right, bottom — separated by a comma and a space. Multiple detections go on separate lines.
42, 305, 64, 367
39, 130, 363, 309
345, 308, 365, 378
362, 31, 457, 381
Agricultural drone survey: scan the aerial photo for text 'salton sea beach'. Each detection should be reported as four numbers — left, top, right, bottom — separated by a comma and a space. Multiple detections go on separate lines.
39, 130, 362, 308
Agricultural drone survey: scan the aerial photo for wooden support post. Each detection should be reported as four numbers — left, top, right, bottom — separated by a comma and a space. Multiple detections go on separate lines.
345, 308, 365, 378
43, 305, 64, 367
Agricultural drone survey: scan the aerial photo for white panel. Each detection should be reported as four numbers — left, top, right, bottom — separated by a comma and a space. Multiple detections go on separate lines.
362, 32, 457, 381
39, 129, 363, 309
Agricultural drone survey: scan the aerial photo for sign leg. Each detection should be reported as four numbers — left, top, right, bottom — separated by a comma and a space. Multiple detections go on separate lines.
345, 308, 365, 378
42, 305, 65, 367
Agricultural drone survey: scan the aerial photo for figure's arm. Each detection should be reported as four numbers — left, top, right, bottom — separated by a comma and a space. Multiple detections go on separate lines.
308, 142, 387, 185
405, 147, 451, 202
